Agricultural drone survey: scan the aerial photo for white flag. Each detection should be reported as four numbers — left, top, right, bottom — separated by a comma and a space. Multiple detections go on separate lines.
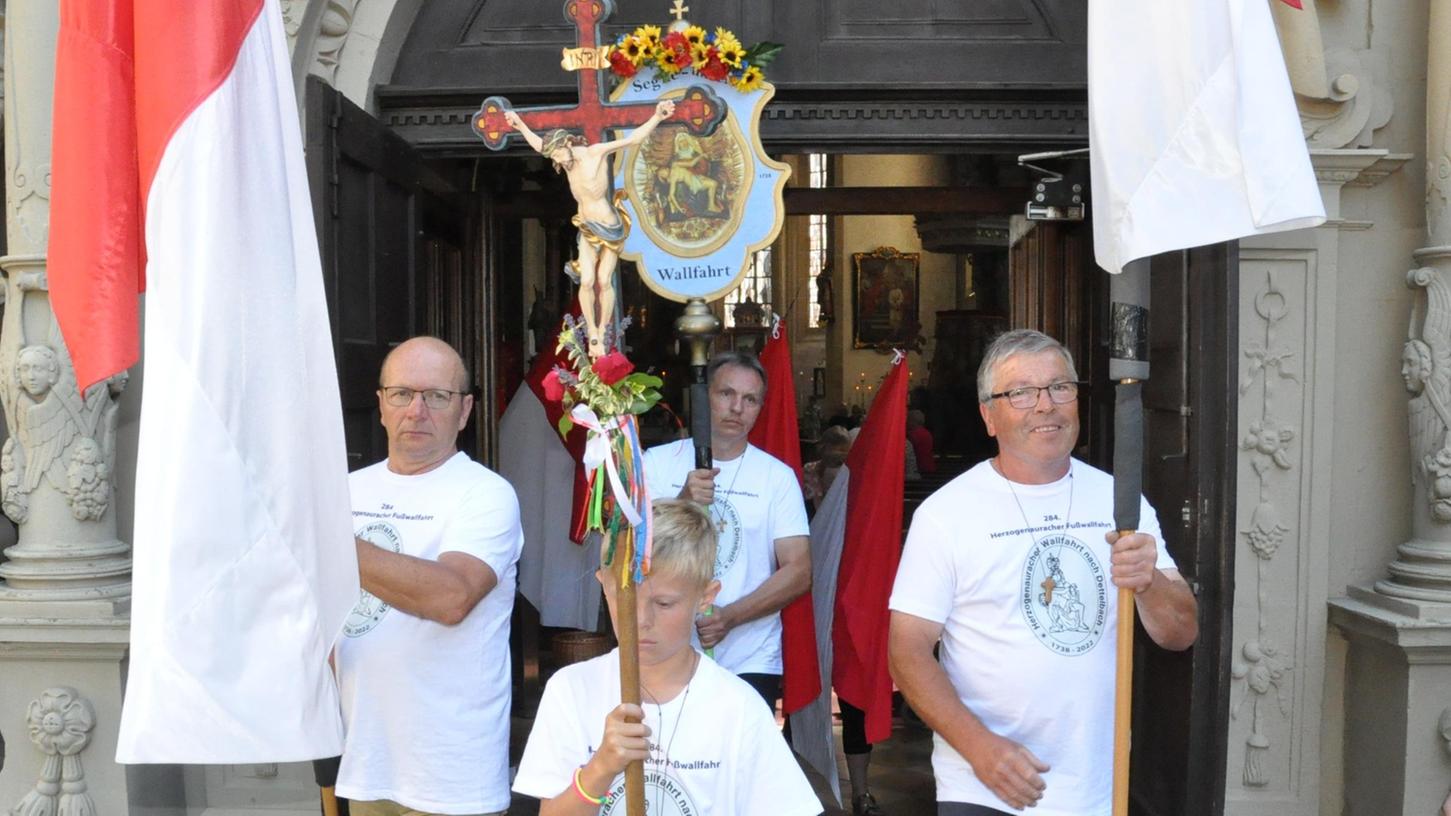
1089, 0, 1326, 274
113, 1, 358, 762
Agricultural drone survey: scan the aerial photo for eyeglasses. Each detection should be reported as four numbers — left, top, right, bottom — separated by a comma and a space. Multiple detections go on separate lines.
987, 381, 1080, 410
380, 386, 468, 410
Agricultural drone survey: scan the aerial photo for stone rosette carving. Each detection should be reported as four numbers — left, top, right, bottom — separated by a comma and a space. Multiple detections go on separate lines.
11, 687, 98, 816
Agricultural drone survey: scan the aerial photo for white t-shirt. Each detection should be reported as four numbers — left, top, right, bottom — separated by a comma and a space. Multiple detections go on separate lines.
336, 452, 524, 815
513, 649, 823, 816
888, 459, 1176, 816
642, 440, 810, 675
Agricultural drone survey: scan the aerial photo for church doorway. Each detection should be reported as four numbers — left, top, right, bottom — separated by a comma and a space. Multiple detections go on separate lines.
304, 4, 1238, 811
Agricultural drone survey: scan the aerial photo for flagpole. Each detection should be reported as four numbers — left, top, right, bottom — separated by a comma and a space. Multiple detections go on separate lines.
610, 527, 647, 815
1108, 258, 1151, 816
674, 298, 720, 659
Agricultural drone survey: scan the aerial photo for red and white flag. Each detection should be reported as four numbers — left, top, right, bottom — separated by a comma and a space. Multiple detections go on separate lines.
746, 320, 822, 716
1088, 0, 1325, 274
48, 0, 357, 763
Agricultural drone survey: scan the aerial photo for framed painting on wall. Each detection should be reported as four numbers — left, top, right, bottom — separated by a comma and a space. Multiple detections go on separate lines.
852, 246, 922, 351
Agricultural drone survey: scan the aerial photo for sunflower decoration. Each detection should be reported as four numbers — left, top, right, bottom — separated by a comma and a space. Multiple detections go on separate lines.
636, 24, 662, 57
730, 63, 764, 93
617, 34, 647, 65
690, 41, 713, 71
714, 29, 746, 68
605, 21, 781, 89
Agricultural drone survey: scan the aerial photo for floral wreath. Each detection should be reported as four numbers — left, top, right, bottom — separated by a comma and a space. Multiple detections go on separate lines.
543, 316, 661, 577
606, 23, 782, 93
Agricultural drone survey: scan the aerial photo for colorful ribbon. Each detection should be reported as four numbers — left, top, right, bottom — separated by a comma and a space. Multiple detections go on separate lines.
570, 404, 654, 580
572, 404, 643, 528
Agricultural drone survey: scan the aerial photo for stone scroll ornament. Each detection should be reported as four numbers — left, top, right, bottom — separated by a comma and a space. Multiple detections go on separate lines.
471, 0, 729, 358
1405, 266, 1451, 522
11, 687, 98, 816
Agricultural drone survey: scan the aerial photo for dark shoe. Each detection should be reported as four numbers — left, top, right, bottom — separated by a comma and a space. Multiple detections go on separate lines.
852, 792, 885, 816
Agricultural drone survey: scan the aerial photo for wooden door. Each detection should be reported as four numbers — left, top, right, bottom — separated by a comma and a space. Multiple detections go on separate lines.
304, 77, 479, 470
1008, 219, 1111, 464
1010, 229, 1237, 815
1129, 244, 1238, 816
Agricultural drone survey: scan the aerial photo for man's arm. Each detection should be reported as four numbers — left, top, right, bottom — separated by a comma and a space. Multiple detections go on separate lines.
502, 110, 545, 153
697, 535, 810, 648
1107, 531, 1199, 651
1134, 568, 1197, 650
889, 611, 1049, 811
355, 538, 498, 626
593, 100, 676, 157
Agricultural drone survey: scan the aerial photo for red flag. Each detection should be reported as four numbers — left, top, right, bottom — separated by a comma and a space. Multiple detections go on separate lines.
747, 323, 821, 715
832, 358, 908, 743
50, 0, 263, 391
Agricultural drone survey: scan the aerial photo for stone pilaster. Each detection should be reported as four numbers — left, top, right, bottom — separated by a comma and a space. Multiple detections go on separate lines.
0, 1, 135, 813
0, 0, 128, 607
1327, 2, 1451, 814
1226, 148, 1406, 816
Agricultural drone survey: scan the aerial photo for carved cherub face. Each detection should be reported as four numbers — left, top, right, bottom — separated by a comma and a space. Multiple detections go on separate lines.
17, 346, 60, 398
1404, 340, 1432, 395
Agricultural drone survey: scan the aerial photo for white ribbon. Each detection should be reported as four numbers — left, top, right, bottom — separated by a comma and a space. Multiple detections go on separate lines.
891, 348, 906, 365
770, 312, 782, 339
570, 403, 643, 527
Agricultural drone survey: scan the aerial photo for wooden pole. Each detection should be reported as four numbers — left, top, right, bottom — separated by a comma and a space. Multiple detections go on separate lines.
1112, 583, 1135, 816
611, 529, 646, 815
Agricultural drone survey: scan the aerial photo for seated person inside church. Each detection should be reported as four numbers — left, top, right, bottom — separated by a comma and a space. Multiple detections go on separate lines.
513, 499, 823, 816
803, 425, 853, 515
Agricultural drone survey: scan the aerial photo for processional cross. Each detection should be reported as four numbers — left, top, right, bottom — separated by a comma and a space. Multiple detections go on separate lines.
473, 0, 724, 357
473, 5, 726, 814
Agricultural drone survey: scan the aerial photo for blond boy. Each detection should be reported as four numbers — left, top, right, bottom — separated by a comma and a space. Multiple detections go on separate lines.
513, 500, 822, 815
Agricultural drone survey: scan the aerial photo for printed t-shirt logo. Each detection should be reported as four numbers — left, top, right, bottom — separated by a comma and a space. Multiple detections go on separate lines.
344, 521, 402, 637
602, 770, 699, 816
710, 496, 742, 577
1020, 533, 1107, 656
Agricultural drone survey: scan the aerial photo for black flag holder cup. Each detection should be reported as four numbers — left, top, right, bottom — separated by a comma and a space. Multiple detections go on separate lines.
675, 299, 720, 471
1108, 257, 1150, 816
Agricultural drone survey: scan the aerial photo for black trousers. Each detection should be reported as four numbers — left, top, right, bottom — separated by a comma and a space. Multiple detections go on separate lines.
738, 672, 781, 710
839, 698, 872, 755
937, 803, 1013, 816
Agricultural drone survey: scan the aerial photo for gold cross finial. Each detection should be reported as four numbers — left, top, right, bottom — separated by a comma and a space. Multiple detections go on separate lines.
670, 0, 690, 22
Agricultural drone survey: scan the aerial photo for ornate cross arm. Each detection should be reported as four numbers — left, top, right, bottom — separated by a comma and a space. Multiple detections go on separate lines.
472, 86, 724, 151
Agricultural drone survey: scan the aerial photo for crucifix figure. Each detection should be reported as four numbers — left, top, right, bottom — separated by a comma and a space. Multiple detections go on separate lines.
505, 101, 674, 356
473, 0, 725, 357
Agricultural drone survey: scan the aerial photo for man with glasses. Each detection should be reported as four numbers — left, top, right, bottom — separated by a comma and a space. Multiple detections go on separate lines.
334, 336, 523, 816
887, 329, 1197, 816
642, 351, 811, 709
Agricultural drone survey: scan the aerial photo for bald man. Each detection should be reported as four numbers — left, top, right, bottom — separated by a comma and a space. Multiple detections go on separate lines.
334, 337, 523, 816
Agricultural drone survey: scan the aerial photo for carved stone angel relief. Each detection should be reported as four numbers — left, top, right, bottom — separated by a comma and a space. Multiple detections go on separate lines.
0, 316, 121, 524
1407, 266, 1451, 523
